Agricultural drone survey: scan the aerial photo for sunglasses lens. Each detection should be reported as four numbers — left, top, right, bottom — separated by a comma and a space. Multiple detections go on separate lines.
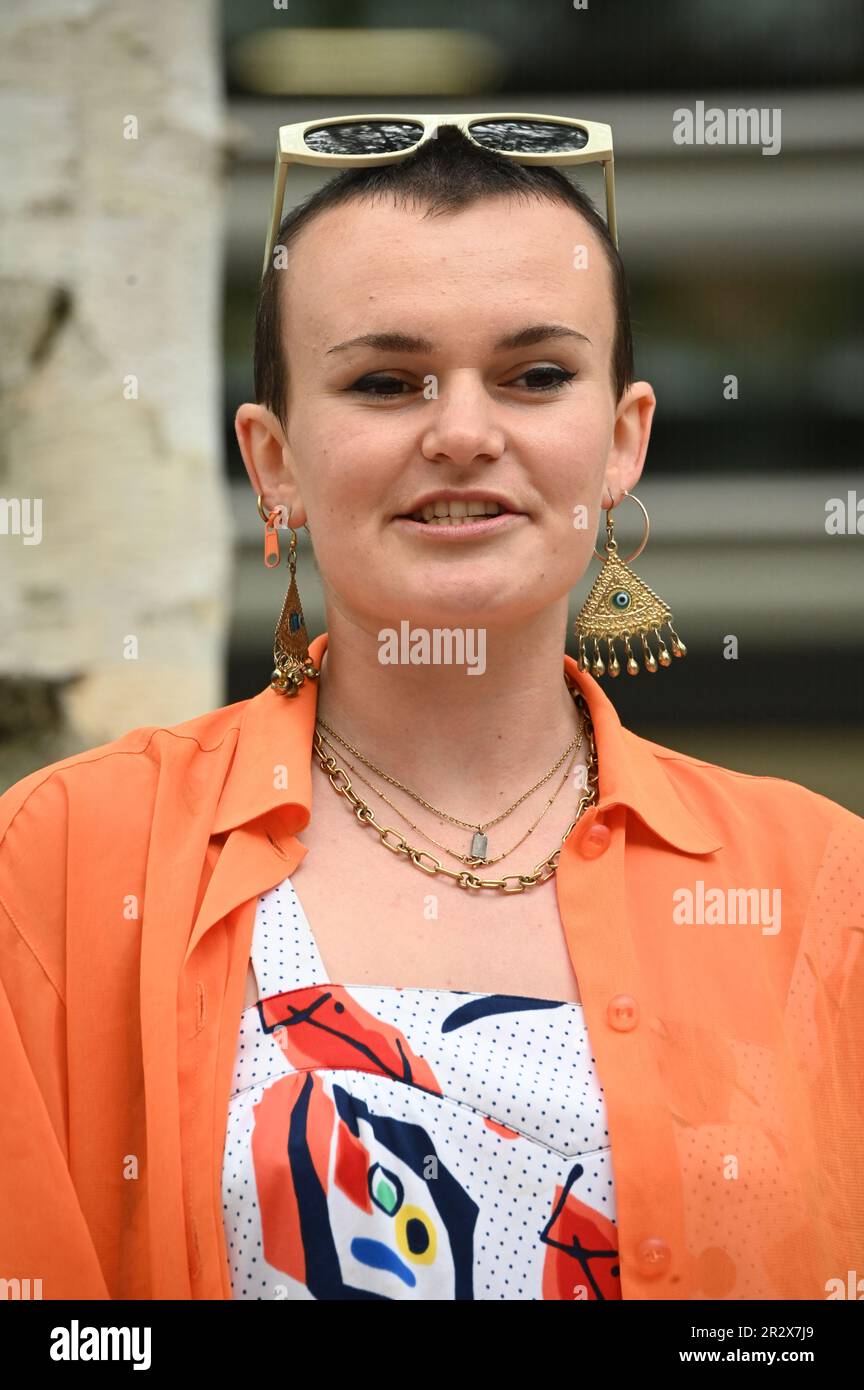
304, 120, 425, 155
468, 119, 589, 154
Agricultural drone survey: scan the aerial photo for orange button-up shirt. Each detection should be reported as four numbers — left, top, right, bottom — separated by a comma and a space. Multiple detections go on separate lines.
1, 630, 862, 1300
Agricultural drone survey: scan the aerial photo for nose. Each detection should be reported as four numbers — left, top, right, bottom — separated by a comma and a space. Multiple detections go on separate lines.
419, 370, 507, 467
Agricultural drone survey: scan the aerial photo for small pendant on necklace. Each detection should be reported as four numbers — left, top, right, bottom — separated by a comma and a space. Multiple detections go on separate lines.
470, 830, 488, 862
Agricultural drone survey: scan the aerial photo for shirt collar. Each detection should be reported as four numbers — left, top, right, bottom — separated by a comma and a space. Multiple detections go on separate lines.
214, 630, 722, 854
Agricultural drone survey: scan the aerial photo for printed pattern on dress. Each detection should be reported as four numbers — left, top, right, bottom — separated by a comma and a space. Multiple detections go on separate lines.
222, 876, 621, 1300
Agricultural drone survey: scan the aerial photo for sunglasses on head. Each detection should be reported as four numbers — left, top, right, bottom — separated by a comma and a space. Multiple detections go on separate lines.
261, 111, 618, 277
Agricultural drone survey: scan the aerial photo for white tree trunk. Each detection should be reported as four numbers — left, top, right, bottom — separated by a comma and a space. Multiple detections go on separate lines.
0, 0, 230, 777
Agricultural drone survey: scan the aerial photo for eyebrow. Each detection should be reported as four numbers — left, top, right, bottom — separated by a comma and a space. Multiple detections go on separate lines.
325, 323, 592, 356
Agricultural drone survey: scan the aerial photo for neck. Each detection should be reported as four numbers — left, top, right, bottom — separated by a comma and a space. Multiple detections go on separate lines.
312, 602, 587, 823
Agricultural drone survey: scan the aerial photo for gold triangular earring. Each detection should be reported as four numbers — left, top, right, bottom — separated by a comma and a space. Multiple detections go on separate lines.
257, 495, 320, 697
573, 489, 686, 678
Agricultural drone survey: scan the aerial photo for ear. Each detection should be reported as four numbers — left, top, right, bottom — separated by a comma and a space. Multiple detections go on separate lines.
234, 402, 308, 526
601, 381, 656, 505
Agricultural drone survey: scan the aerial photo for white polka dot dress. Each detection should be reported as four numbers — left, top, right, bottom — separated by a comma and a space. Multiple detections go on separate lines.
221, 876, 620, 1300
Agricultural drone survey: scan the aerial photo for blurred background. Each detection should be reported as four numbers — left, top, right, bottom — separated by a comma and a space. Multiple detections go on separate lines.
1, 0, 862, 809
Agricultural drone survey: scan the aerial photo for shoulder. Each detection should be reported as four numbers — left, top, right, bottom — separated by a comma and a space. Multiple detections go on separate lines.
0, 695, 256, 995
637, 727, 859, 822
0, 694, 253, 853
627, 727, 864, 905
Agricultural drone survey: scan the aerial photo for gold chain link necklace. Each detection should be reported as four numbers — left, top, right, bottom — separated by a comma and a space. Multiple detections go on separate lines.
315, 723, 584, 868
315, 704, 584, 864
311, 679, 599, 894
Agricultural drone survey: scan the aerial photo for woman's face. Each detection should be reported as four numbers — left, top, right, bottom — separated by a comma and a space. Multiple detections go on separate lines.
244, 194, 654, 638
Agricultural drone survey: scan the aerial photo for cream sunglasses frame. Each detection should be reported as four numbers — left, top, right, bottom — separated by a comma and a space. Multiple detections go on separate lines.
261, 110, 617, 276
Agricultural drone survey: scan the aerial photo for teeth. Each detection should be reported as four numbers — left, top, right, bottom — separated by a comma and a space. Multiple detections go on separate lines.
419, 499, 503, 523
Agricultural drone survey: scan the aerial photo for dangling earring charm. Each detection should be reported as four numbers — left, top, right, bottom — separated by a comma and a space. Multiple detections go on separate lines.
262, 503, 281, 568
257, 494, 320, 697
573, 490, 686, 678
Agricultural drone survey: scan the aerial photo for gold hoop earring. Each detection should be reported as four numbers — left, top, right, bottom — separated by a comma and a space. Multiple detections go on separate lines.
572, 490, 687, 677
257, 493, 319, 697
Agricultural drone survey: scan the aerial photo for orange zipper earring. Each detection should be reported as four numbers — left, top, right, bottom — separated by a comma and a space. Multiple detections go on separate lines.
258, 494, 282, 567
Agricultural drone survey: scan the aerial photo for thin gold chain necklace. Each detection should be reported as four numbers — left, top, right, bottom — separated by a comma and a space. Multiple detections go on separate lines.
315, 724, 584, 868
314, 706, 584, 863
310, 679, 599, 894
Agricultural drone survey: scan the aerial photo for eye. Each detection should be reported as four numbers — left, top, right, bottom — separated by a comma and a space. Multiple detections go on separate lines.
504, 365, 577, 393
347, 374, 416, 398
609, 588, 632, 610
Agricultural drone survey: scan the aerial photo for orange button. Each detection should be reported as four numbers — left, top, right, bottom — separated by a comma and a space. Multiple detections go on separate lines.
578, 821, 611, 858
635, 1237, 671, 1276
607, 994, 639, 1031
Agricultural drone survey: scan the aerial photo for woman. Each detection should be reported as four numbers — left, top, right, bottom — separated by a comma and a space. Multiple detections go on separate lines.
1, 121, 862, 1303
